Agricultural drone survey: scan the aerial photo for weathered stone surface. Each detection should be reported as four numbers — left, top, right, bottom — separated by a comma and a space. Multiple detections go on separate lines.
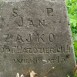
0, 0, 76, 77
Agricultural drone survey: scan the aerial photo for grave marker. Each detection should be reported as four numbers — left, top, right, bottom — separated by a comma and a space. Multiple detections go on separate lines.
0, 0, 76, 77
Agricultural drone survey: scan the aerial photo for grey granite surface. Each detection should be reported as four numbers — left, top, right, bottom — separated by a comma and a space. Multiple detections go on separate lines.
0, 0, 76, 77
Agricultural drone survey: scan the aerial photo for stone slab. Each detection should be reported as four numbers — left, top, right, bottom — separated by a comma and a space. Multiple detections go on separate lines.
0, 0, 76, 77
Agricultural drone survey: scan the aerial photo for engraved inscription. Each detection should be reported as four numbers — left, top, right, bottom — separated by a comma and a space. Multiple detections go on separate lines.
12, 54, 70, 64
0, 45, 71, 53
3, 33, 55, 43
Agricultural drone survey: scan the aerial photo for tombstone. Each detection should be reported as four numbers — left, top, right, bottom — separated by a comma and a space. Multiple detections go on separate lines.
0, 0, 76, 77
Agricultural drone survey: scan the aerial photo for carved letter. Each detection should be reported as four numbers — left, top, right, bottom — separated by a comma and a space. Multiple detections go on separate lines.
49, 33, 55, 42
27, 18, 35, 27
47, 8, 53, 16
15, 16, 23, 27
12, 7, 18, 17
16, 34, 24, 43
26, 34, 32, 42
39, 20, 47, 27
37, 33, 45, 43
